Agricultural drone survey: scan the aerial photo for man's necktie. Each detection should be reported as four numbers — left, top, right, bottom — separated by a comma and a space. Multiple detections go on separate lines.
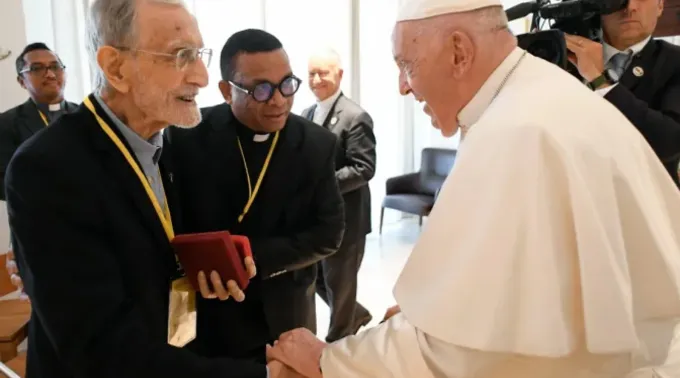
608, 52, 631, 79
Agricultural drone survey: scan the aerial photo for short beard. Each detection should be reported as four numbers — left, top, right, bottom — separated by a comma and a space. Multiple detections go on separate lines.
133, 71, 202, 128
173, 111, 202, 129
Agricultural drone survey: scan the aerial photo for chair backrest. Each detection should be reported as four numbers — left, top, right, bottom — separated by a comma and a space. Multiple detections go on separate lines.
419, 148, 457, 195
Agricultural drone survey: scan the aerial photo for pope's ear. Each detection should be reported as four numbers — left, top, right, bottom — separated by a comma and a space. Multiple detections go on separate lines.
97, 46, 130, 93
449, 31, 474, 79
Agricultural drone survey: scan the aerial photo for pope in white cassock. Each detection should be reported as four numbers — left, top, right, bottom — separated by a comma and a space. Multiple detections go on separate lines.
266, 0, 680, 377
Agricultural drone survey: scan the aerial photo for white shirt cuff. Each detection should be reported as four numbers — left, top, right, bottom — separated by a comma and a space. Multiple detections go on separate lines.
595, 82, 618, 96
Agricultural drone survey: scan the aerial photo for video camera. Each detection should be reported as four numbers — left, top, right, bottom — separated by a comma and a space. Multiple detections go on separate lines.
505, 0, 629, 75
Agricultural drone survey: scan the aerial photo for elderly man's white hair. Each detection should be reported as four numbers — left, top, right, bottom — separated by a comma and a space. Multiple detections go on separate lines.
309, 47, 343, 70
85, 0, 188, 94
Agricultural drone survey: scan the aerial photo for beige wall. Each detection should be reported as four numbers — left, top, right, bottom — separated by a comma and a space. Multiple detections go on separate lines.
0, 0, 24, 253
0, 0, 29, 113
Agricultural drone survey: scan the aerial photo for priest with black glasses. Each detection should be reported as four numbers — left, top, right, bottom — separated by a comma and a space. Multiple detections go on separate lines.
165, 28, 344, 366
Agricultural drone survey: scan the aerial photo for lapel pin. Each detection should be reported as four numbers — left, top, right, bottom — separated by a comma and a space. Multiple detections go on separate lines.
330, 116, 338, 126
632, 66, 644, 77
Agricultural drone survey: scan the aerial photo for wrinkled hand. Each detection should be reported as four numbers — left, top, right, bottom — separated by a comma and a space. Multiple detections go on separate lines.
197, 255, 256, 301
266, 328, 326, 378
564, 34, 605, 82
5, 250, 28, 300
267, 360, 306, 378
382, 305, 401, 322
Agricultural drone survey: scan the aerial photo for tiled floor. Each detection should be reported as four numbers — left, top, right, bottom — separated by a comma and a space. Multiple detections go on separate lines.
314, 218, 421, 340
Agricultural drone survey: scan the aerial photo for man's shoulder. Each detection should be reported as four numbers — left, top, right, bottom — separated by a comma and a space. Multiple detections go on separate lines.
654, 39, 680, 56
14, 108, 94, 163
66, 100, 80, 112
167, 103, 228, 140
200, 102, 229, 120
650, 39, 680, 74
287, 113, 337, 157
0, 100, 31, 123
337, 94, 368, 118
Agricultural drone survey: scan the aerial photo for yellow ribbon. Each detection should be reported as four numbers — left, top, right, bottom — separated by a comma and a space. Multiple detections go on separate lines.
38, 110, 49, 126
236, 131, 279, 223
82, 97, 174, 240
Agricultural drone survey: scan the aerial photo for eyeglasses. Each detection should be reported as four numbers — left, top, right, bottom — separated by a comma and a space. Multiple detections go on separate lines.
120, 47, 213, 70
20, 63, 65, 76
229, 75, 302, 103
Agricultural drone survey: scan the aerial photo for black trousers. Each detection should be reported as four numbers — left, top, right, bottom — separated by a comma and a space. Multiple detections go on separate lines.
315, 236, 372, 342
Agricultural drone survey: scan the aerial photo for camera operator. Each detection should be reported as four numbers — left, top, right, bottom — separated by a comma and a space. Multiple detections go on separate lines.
565, 0, 680, 186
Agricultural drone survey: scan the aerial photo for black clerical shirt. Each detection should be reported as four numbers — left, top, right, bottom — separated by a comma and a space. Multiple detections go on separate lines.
194, 120, 276, 360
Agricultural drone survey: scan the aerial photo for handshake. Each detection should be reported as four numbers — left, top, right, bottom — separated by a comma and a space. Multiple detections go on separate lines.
264, 305, 402, 378
266, 328, 325, 378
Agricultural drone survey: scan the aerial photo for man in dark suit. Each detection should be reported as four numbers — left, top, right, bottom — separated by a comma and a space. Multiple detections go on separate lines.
565, 0, 680, 186
1, 43, 78, 296
166, 29, 344, 363
0, 42, 78, 200
5, 2, 297, 377
301, 48, 376, 342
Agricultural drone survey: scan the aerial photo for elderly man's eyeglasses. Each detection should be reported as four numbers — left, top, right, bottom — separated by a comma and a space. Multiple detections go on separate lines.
229, 75, 302, 103
20, 63, 65, 77
120, 47, 213, 70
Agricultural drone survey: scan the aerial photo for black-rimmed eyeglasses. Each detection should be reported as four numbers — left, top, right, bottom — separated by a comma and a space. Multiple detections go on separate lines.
20, 63, 65, 76
229, 75, 301, 103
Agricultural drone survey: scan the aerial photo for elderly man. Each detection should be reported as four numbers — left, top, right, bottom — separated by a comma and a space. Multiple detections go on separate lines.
265, 0, 680, 377
5, 1, 298, 377
301, 47, 376, 342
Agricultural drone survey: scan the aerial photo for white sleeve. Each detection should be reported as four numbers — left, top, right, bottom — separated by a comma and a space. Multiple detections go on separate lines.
319, 313, 435, 378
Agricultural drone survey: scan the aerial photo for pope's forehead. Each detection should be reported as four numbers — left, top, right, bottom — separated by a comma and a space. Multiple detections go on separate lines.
392, 21, 423, 53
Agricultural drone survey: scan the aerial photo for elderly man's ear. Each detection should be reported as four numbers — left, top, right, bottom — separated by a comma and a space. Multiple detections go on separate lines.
97, 46, 131, 93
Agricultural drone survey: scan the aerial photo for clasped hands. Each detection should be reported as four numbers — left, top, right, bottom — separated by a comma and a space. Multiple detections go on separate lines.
264, 305, 403, 378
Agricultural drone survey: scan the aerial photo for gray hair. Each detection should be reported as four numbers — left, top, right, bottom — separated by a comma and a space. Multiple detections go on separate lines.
85, 0, 187, 94
309, 47, 343, 70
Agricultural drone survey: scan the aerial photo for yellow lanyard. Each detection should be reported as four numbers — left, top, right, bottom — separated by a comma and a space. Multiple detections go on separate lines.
38, 110, 49, 126
236, 131, 279, 223
82, 97, 174, 240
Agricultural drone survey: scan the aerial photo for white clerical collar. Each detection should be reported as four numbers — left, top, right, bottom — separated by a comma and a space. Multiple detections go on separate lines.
253, 133, 270, 142
316, 88, 342, 112
458, 47, 525, 128
48, 103, 61, 112
603, 36, 651, 63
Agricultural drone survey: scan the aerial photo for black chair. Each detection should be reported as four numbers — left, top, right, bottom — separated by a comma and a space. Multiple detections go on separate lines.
380, 148, 457, 233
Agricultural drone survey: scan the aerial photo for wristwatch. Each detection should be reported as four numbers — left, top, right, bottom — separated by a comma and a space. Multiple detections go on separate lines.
587, 69, 618, 90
